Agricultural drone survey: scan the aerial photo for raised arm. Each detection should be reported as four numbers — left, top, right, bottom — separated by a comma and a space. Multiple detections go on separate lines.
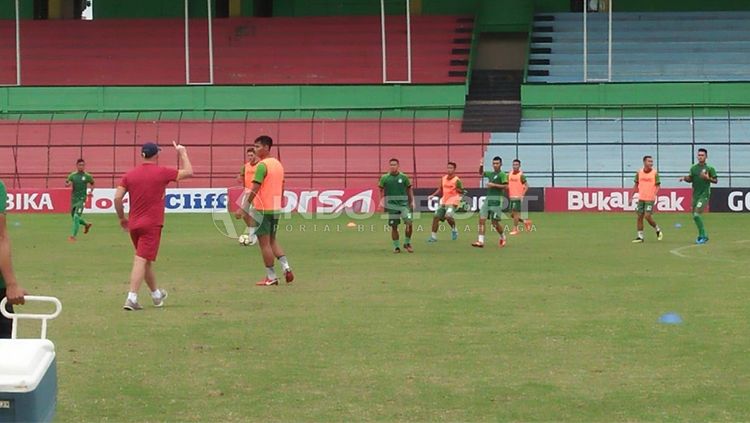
173, 141, 194, 181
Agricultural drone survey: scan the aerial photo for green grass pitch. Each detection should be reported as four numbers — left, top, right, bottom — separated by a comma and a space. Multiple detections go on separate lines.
6, 211, 750, 421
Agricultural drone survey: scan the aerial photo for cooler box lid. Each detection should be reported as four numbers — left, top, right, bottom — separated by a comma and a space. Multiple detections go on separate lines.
0, 339, 56, 393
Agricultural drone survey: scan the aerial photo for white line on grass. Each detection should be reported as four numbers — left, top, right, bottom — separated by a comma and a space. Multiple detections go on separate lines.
669, 240, 750, 264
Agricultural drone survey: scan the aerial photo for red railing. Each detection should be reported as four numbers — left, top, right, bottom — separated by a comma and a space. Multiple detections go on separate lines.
0, 111, 488, 190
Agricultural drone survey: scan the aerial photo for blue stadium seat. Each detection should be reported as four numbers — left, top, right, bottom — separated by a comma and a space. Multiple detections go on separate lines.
488, 116, 750, 187
528, 11, 750, 83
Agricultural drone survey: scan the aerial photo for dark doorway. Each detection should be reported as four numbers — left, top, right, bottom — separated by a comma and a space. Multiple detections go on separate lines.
254, 0, 273, 17
216, 0, 229, 18
73, 0, 85, 18
34, 0, 48, 20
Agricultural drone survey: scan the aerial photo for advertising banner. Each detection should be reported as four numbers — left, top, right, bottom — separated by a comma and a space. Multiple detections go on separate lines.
545, 188, 693, 212
709, 188, 750, 212
226, 187, 378, 214
413, 188, 545, 212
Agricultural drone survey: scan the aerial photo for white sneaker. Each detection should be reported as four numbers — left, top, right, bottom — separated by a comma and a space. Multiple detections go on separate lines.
152, 289, 168, 307
123, 299, 143, 311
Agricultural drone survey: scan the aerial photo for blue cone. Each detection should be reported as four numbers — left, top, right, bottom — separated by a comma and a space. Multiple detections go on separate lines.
659, 313, 683, 324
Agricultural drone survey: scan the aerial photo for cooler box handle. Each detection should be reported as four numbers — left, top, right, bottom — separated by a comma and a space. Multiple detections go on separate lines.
0, 296, 62, 339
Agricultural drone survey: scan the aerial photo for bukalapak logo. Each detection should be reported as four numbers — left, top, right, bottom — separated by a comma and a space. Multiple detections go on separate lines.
567, 190, 686, 211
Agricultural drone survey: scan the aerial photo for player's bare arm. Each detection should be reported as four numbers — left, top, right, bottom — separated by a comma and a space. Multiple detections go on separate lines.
0, 214, 27, 305
173, 141, 194, 181
407, 185, 415, 211
487, 182, 507, 189
631, 182, 639, 197
114, 186, 128, 231
701, 172, 717, 183
246, 181, 261, 206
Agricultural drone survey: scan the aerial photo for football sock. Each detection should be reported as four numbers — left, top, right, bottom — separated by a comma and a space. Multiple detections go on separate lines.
247, 226, 256, 236
277, 255, 291, 271
431, 232, 437, 239
637, 230, 644, 239
404, 237, 411, 245
127, 292, 137, 302
392, 240, 400, 249
266, 266, 277, 280
478, 235, 485, 244
655, 225, 661, 232
693, 214, 706, 238
72, 214, 81, 237
151, 290, 162, 299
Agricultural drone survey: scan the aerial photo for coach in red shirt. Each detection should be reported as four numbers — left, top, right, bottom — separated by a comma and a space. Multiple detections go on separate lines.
115, 141, 193, 311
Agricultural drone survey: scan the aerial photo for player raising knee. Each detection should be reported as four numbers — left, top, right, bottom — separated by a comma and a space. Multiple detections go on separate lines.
65, 159, 94, 242
679, 148, 717, 244
236, 147, 259, 244
632, 155, 663, 243
427, 162, 463, 242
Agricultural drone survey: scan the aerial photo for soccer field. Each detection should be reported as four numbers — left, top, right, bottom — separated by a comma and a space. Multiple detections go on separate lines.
8, 211, 750, 421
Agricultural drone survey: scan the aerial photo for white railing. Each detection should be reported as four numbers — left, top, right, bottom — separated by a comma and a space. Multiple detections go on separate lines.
583, 0, 612, 82
381, 0, 412, 84
185, 0, 214, 85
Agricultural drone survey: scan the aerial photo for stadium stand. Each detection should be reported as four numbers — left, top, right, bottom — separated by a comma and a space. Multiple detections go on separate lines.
0, 16, 471, 85
527, 11, 750, 83
488, 117, 750, 187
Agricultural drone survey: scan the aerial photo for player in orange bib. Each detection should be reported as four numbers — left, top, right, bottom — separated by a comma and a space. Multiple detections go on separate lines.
507, 159, 533, 235
245, 135, 294, 286
427, 162, 464, 242
631, 155, 663, 243
236, 147, 259, 243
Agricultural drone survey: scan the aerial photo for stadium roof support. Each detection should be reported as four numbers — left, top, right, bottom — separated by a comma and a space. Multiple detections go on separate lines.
185, 0, 215, 85
381, 0, 412, 84
583, 0, 612, 82
1, 0, 21, 86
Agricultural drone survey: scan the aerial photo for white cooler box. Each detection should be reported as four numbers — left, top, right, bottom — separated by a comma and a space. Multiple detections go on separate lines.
0, 297, 61, 423
0, 340, 57, 422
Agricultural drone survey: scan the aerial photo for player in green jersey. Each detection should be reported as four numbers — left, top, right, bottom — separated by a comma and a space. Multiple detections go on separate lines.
472, 156, 508, 248
65, 159, 95, 242
378, 158, 415, 253
679, 148, 717, 244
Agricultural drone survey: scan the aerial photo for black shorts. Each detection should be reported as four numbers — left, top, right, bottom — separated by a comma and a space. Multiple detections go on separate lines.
0, 289, 14, 339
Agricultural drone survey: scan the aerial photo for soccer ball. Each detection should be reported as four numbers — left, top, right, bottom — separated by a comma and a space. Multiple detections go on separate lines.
238, 234, 257, 246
